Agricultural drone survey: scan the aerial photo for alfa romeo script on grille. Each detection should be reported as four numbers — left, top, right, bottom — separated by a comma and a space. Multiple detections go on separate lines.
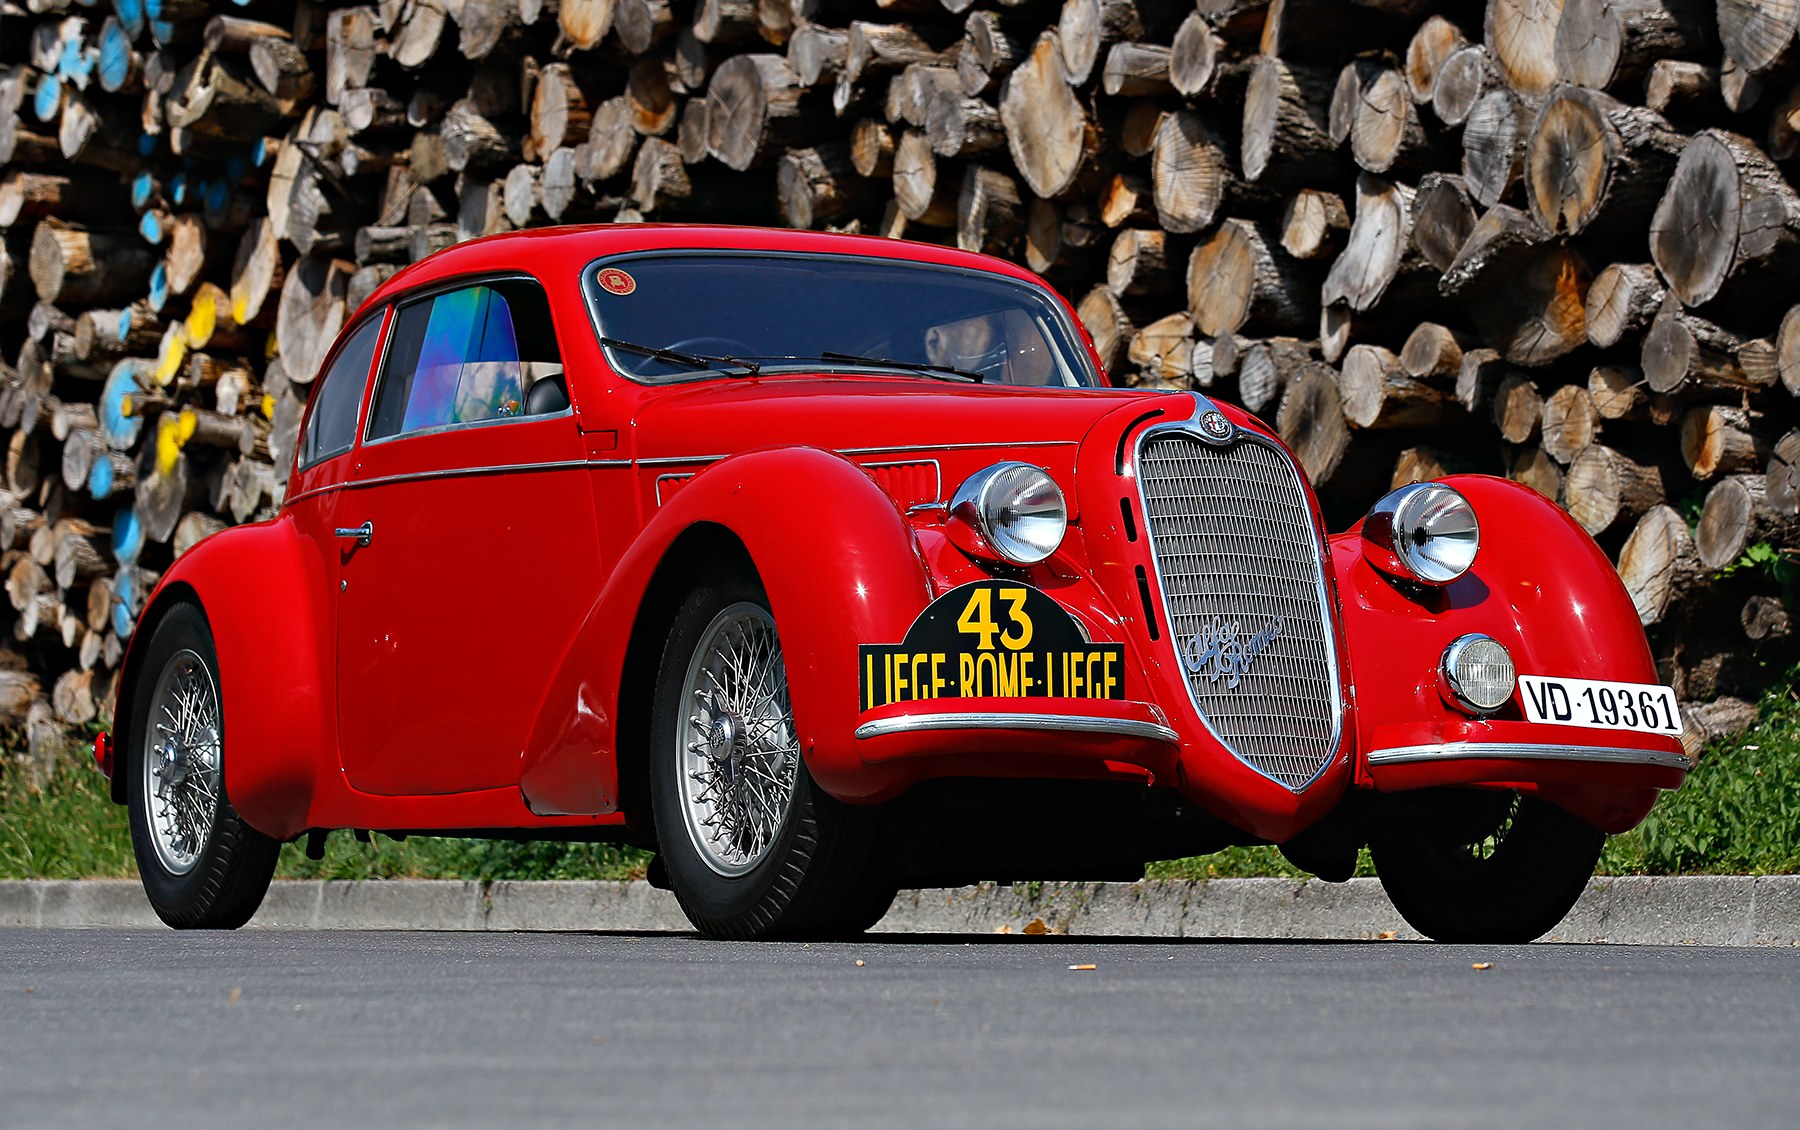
860, 581, 1125, 709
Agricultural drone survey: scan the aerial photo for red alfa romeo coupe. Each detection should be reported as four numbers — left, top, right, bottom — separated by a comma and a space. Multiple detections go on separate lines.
94, 226, 1690, 941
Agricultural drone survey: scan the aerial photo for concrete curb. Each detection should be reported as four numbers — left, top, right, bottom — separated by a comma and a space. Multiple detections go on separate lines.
5, 876, 1800, 943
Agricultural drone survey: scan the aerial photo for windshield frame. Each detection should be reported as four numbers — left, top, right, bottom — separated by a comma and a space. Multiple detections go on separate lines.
578, 248, 1102, 389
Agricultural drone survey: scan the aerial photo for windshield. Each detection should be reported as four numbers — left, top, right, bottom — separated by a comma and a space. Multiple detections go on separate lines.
585, 252, 1098, 387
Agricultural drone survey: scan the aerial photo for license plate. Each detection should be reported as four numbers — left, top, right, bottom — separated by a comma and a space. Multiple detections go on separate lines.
1517, 675, 1683, 736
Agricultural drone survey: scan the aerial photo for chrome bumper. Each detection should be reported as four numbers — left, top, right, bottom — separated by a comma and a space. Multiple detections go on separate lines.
1366, 741, 1691, 771
854, 712, 1180, 743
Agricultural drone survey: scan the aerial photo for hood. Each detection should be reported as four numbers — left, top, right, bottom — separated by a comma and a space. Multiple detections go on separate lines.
629, 374, 1168, 463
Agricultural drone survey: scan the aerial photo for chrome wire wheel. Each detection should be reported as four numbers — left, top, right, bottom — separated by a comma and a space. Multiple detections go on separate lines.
140, 648, 222, 876
674, 602, 799, 877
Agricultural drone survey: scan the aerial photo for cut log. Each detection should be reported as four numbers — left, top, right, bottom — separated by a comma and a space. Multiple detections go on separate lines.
1280, 189, 1349, 261
1241, 55, 1340, 187
583, 98, 639, 183
705, 54, 812, 171
1321, 173, 1417, 314
1170, 13, 1223, 96
1407, 14, 1467, 104
1352, 67, 1434, 176
790, 25, 849, 87
1485, 0, 1565, 100
1589, 364, 1651, 420
633, 138, 693, 214
1000, 32, 1095, 199
927, 92, 1006, 158
1641, 293, 1769, 394
1276, 362, 1351, 483
1342, 342, 1452, 428
1554, 0, 1712, 91
1149, 110, 1233, 235
1717, 0, 1798, 75
1441, 204, 1590, 366
1187, 219, 1314, 337
1742, 594, 1792, 640
616, 0, 675, 53
442, 98, 521, 173
1432, 44, 1494, 127
893, 130, 956, 225
28, 222, 154, 306
844, 22, 946, 85
1492, 373, 1544, 443
1025, 199, 1104, 280
1540, 384, 1602, 464
1410, 173, 1476, 273
1525, 86, 1684, 238
1058, 0, 1153, 87
1586, 263, 1664, 348
531, 64, 599, 156
1644, 58, 1719, 113
1400, 322, 1474, 379
1770, 429, 1800, 515
1236, 338, 1311, 414
1697, 473, 1798, 568
1682, 405, 1774, 480
1076, 284, 1133, 377
1618, 504, 1701, 625
1651, 129, 1800, 312
325, 7, 380, 107
1101, 42, 1173, 97
276, 256, 351, 385
1099, 172, 1156, 229
777, 143, 871, 230
1126, 313, 1195, 384
1106, 228, 1179, 297
1461, 87, 1525, 209
1508, 444, 1566, 500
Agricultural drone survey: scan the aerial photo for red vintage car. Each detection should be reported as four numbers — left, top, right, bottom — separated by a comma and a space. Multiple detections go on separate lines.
95, 225, 1690, 941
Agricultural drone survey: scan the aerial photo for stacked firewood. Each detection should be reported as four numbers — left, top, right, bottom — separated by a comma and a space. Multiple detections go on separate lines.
0, 0, 1796, 757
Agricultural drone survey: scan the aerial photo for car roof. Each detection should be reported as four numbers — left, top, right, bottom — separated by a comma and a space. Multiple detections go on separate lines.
360, 224, 1052, 314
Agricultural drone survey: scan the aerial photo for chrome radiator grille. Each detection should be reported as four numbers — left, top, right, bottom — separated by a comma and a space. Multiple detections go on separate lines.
1136, 432, 1340, 789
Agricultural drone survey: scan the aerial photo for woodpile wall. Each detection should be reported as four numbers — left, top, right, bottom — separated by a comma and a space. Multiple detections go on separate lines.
1, 0, 1796, 759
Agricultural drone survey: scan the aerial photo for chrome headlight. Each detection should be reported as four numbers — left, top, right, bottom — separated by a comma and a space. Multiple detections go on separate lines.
949, 462, 1067, 566
1440, 634, 1516, 714
1361, 482, 1479, 585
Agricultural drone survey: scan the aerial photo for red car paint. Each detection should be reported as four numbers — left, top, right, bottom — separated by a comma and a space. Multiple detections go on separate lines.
100, 225, 1686, 847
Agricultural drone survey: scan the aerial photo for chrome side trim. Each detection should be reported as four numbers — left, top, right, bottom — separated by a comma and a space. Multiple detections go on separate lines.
1366, 742, 1692, 770
853, 712, 1179, 743
636, 441, 1077, 469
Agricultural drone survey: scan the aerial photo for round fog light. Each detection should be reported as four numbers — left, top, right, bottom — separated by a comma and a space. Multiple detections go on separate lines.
1441, 634, 1516, 714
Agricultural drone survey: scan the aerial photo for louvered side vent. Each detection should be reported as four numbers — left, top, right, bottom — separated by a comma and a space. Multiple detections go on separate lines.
865, 460, 941, 509
1136, 434, 1341, 789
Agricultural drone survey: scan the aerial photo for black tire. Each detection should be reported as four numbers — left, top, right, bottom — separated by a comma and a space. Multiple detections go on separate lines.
1369, 789, 1604, 943
648, 578, 893, 939
126, 603, 280, 929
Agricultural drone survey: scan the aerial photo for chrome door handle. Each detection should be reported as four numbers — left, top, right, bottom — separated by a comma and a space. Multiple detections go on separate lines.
334, 521, 373, 547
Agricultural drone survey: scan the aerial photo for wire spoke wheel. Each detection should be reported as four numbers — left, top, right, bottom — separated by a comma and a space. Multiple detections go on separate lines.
675, 602, 799, 877
141, 649, 223, 876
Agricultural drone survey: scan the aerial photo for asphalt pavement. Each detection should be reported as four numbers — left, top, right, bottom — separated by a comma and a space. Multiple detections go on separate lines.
4, 929, 1797, 1129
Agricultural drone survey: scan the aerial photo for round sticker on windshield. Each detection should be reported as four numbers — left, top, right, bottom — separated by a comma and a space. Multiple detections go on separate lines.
598, 268, 636, 296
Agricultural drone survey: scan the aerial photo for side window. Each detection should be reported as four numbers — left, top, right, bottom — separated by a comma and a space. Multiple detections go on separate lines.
367, 280, 564, 441
300, 314, 384, 468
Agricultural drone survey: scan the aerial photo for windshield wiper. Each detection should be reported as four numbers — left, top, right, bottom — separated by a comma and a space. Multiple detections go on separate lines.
818, 351, 985, 383
600, 337, 761, 375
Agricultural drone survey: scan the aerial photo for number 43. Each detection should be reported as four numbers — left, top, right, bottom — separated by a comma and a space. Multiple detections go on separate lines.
957, 587, 1034, 651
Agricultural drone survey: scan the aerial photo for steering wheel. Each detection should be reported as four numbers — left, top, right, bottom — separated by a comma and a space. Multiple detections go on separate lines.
667, 336, 758, 359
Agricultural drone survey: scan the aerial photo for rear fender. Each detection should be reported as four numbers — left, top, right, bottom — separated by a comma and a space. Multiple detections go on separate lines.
520, 446, 935, 815
113, 517, 334, 840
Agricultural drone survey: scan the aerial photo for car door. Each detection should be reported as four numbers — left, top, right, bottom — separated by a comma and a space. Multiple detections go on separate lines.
334, 276, 602, 797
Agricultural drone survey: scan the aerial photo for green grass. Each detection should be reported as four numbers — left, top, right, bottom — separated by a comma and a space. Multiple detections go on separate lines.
3, 666, 1796, 882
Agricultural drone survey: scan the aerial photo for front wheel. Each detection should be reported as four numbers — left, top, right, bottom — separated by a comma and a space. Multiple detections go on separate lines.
1369, 789, 1603, 943
648, 581, 893, 939
126, 604, 280, 929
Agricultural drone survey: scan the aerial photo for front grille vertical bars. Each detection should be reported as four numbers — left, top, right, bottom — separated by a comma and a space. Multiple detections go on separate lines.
1135, 431, 1342, 789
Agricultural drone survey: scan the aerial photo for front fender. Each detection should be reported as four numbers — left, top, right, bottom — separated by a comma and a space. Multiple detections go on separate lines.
520, 446, 934, 814
116, 516, 334, 841
1334, 475, 1683, 830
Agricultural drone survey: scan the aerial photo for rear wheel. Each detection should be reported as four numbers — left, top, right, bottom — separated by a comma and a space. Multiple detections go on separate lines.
1370, 789, 1603, 943
126, 604, 280, 929
649, 579, 894, 939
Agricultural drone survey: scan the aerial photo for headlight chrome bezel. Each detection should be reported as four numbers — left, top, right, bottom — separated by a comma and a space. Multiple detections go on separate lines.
1439, 633, 1517, 715
948, 462, 1068, 566
1361, 482, 1480, 586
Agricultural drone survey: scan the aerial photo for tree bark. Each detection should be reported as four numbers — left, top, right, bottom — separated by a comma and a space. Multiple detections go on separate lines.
1617, 503, 1701, 625
1187, 219, 1315, 337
